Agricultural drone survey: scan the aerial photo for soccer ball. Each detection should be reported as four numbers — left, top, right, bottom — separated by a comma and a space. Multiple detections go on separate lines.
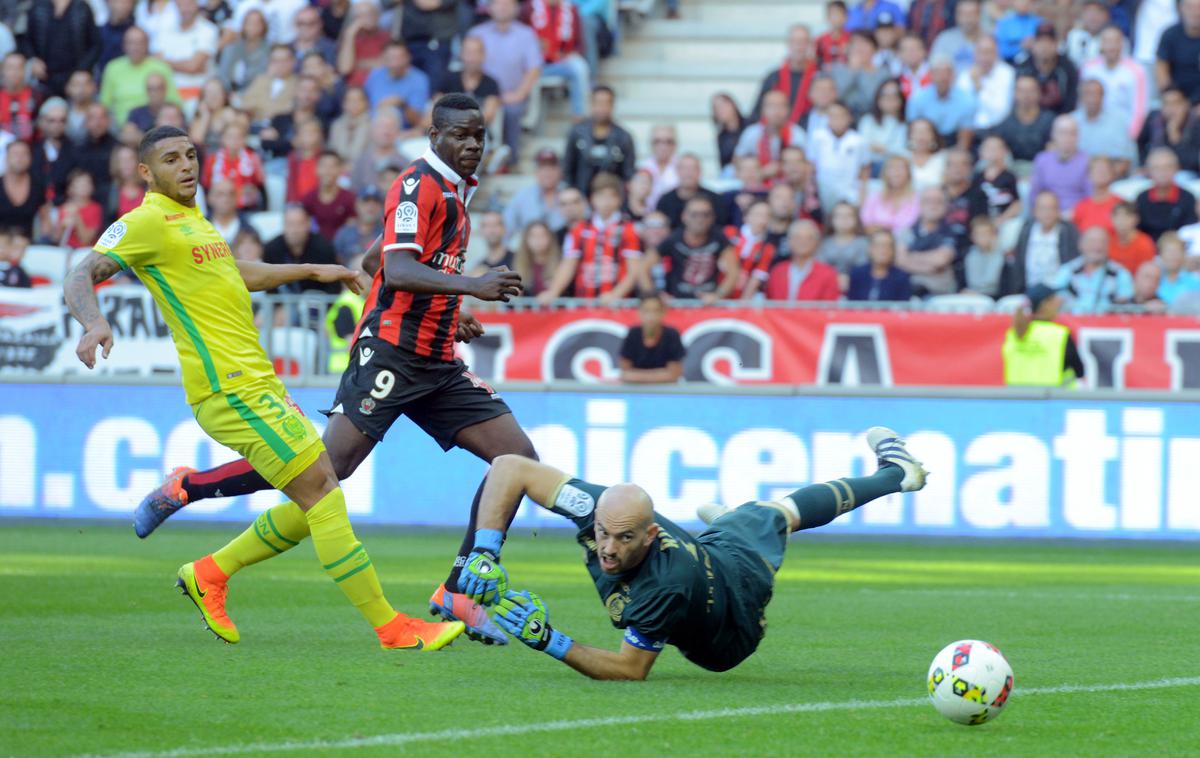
926, 639, 1014, 725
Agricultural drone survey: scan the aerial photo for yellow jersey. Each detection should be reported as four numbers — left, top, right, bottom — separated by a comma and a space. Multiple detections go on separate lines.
94, 191, 275, 404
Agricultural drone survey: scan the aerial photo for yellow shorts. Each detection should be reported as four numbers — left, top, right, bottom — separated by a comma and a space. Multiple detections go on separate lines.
192, 377, 325, 490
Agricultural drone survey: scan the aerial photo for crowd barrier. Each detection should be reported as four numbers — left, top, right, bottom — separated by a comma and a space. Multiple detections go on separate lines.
1, 381, 1197, 541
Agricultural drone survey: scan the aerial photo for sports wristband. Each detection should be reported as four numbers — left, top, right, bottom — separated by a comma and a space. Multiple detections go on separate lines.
473, 528, 504, 557
543, 628, 574, 661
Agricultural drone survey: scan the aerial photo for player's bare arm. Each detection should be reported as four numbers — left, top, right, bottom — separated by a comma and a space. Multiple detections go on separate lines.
64, 252, 122, 369
235, 260, 367, 294
562, 640, 660, 681
360, 235, 383, 277
384, 249, 523, 302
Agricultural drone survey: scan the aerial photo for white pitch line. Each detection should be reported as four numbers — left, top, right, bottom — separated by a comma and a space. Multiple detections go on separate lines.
80, 676, 1200, 758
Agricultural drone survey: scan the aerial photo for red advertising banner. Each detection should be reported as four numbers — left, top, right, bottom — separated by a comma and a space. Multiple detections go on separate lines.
461, 308, 1200, 389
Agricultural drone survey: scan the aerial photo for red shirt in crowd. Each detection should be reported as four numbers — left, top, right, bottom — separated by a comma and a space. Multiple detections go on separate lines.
347, 27, 390, 88
765, 259, 840, 301
65, 201, 103, 248
301, 186, 357, 240
0, 85, 38, 140
1072, 194, 1119, 237
523, 0, 583, 63
564, 213, 641, 298
286, 152, 319, 204
816, 29, 850, 66
203, 148, 266, 210
722, 224, 776, 298
1109, 231, 1156, 274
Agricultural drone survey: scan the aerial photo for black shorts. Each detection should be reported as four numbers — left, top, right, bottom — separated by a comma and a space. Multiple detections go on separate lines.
322, 337, 512, 451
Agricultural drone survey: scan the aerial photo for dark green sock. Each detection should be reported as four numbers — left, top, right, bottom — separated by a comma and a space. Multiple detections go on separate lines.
787, 465, 905, 531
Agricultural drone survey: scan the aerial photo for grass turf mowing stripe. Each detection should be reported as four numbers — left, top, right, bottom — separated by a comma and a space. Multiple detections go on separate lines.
80, 676, 1200, 758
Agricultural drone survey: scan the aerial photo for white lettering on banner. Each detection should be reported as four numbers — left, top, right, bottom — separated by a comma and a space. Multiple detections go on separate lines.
585, 399, 626, 485
1120, 409, 1163, 530
719, 429, 807, 505
629, 427, 718, 519
540, 319, 627, 382
83, 418, 161, 512
0, 416, 35, 507
960, 433, 1049, 528
907, 432, 957, 526
1055, 410, 1119, 530
1167, 438, 1200, 530
682, 319, 774, 385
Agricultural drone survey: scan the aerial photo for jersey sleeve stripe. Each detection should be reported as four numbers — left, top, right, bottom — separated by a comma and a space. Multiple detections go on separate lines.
383, 242, 423, 253
142, 264, 222, 394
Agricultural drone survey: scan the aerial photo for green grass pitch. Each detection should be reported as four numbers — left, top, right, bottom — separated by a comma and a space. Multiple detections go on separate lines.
2, 521, 1198, 757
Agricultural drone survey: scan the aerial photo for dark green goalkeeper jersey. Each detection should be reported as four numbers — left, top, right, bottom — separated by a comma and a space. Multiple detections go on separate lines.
550, 478, 790, 672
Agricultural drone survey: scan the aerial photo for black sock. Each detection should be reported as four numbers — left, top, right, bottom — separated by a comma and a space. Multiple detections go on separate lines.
444, 476, 519, 591
182, 459, 272, 502
788, 465, 905, 531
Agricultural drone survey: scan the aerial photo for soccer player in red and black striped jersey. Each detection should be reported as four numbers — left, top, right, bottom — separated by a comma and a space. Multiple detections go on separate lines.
721, 200, 776, 299
537, 173, 642, 305
134, 95, 538, 645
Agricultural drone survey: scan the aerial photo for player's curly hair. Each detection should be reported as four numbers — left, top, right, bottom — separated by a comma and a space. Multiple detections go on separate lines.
432, 93, 481, 130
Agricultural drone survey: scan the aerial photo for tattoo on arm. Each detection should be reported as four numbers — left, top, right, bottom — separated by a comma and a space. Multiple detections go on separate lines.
64, 253, 120, 327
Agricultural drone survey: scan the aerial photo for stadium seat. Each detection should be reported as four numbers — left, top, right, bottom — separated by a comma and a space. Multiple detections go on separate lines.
269, 327, 319, 376
265, 171, 287, 212
924, 293, 997, 314
20, 245, 71, 287
993, 294, 1030, 314
522, 75, 568, 133
1111, 176, 1152, 202
248, 211, 283, 243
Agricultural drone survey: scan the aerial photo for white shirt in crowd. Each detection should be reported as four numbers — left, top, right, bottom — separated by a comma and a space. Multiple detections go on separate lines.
956, 60, 1014, 130
226, 0, 309, 45
1081, 56, 1149, 140
1134, 0, 1177, 64
1025, 224, 1061, 287
152, 15, 219, 94
808, 126, 868, 207
637, 156, 679, 210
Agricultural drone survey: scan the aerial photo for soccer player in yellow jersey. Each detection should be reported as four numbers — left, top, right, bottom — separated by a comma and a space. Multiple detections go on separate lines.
62, 125, 464, 651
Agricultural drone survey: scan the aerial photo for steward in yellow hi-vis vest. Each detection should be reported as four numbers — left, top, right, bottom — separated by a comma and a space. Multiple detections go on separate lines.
1002, 284, 1084, 388
326, 287, 365, 373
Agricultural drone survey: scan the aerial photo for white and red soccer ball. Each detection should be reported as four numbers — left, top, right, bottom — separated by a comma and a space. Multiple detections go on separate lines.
927, 639, 1014, 725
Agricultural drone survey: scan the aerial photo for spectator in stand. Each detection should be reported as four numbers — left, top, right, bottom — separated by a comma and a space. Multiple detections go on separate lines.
206, 179, 244, 242
188, 78, 236, 154
766, 219, 841, 300
1136, 148, 1199, 240
292, 6, 337, 66
896, 187, 958, 295
203, 120, 266, 210
720, 199, 777, 300
555, 185, 588, 246
764, 182, 795, 252
958, 36, 1013, 131
100, 26, 179, 125
1178, 197, 1200, 258
1082, 26, 1148, 141
1066, 0, 1112, 67
263, 204, 340, 294
943, 148, 988, 232
539, 173, 641, 304
1109, 201, 1156, 273
1157, 232, 1200, 305
995, 0, 1043, 63
656, 153, 723, 231
1053, 226, 1133, 313
232, 227, 264, 264
59, 71, 90, 142
827, 32, 890, 119
224, 0, 308, 46
638, 211, 671, 290
1074, 79, 1136, 173
907, 117, 946, 191
624, 170, 653, 223
76, 103, 117, 202
817, 1, 851, 66
963, 215, 1004, 296
332, 185, 383, 263
1156, 0, 1200, 102
735, 90, 804, 181
872, 13, 903, 73
433, 36, 500, 131
1133, 260, 1167, 312
780, 145, 824, 222
469, 210, 514, 275
0, 228, 31, 287
818, 200, 869, 283
105, 144, 143, 223
512, 219, 561, 297
859, 79, 906, 174
523, 0, 591, 122
300, 150, 355, 240
752, 24, 818, 122
564, 85, 635, 194
136, 0, 180, 45
329, 86, 370, 163
1029, 115, 1090, 215
896, 33, 931, 97
861, 154, 919, 235
506, 147, 566, 242
32, 98, 73, 201
798, 74, 836, 135
909, 0, 953, 49
0, 140, 42, 237
723, 154, 769, 227
1136, 86, 1200, 170
906, 56, 975, 148
1005, 191, 1079, 293
363, 41, 428, 140
321, 0, 351, 41
41, 168, 100, 246
284, 119, 323, 203
619, 294, 685, 384
242, 44, 298, 123
259, 75, 326, 161
638, 124, 679, 209
651, 195, 734, 303
22, 0, 99, 96
152, 0, 217, 105
218, 9, 269, 92
1017, 23, 1079, 114
348, 108, 403, 192
711, 92, 746, 173
469, 0, 542, 167
848, 229, 911, 300
991, 74, 1055, 165
931, 0, 984, 71
810, 101, 869, 211
0, 54, 38, 142
1072, 156, 1119, 236
390, 0, 454, 78
1135, 0, 1177, 67
125, 73, 170, 133
973, 135, 1021, 226
99, 0, 136, 73
848, 0, 907, 31
336, 0, 389, 89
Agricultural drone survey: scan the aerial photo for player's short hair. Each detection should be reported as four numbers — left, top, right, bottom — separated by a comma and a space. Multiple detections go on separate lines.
138, 125, 190, 163
431, 93, 481, 130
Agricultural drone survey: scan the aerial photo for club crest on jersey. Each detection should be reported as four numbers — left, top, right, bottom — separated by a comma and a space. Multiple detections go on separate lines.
403, 177, 420, 196
395, 202, 419, 234
98, 221, 127, 249
281, 416, 307, 442
605, 588, 629, 622
359, 397, 377, 415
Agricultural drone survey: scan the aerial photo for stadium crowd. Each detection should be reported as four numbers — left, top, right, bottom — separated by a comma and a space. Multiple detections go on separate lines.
0, 0, 1199, 318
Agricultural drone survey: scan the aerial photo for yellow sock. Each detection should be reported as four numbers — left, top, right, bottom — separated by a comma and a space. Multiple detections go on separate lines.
305, 487, 396, 628
212, 501, 310, 578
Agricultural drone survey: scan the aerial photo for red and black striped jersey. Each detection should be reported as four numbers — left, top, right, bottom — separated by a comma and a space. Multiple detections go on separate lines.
563, 213, 642, 299
356, 149, 478, 361
721, 224, 775, 298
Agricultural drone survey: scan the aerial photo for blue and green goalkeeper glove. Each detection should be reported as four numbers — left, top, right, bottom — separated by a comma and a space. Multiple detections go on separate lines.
456, 528, 508, 606
495, 589, 574, 660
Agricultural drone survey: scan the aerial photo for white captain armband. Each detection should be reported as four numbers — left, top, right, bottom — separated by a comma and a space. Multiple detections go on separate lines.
623, 627, 665, 652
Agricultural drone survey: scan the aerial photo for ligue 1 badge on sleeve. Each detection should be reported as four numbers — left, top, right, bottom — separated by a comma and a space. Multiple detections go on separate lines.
98, 221, 127, 249
395, 202, 419, 234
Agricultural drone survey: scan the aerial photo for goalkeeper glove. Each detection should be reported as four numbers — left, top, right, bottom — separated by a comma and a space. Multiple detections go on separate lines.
456, 528, 508, 606
495, 589, 574, 660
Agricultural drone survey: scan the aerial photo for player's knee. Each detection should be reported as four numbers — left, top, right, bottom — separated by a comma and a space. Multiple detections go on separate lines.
490, 453, 530, 476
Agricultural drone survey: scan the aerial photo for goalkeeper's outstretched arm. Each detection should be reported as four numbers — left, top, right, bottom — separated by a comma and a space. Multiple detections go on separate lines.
561, 640, 660, 680
472, 454, 575, 532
